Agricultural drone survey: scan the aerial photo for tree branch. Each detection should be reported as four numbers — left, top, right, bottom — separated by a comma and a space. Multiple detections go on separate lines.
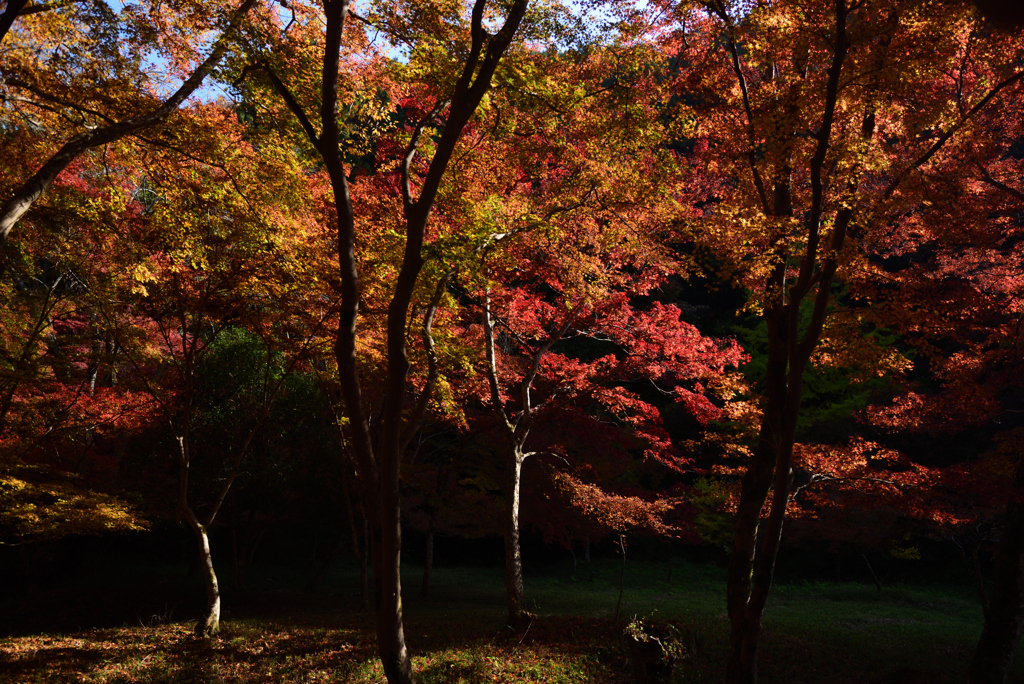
483, 288, 515, 436
399, 268, 456, 452
883, 68, 1024, 199
259, 62, 320, 146
706, 0, 771, 214
402, 99, 450, 213
0, 0, 259, 265
976, 163, 1024, 202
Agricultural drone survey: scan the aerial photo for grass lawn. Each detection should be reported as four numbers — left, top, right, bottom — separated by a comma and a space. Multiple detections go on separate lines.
0, 558, 1011, 683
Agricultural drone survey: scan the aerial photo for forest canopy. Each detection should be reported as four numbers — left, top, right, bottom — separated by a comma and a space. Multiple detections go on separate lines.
2, 0, 1024, 682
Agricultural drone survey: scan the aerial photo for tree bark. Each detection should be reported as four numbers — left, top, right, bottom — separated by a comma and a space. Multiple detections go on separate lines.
370, 465, 413, 684
861, 554, 882, 593
504, 452, 530, 627
615, 534, 626, 623
968, 459, 1024, 683
421, 517, 433, 599
183, 509, 221, 638
295, 0, 529, 678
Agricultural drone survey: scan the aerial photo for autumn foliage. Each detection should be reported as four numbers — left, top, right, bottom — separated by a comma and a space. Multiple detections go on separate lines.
2, 0, 1024, 681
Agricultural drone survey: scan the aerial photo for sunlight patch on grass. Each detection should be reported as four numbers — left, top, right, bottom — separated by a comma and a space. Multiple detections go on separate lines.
0, 561, 1014, 684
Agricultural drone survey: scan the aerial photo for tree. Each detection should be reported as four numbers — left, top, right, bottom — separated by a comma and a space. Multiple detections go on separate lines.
0, 136, 157, 592
840, 62, 1024, 678
66, 104, 329, 636
232, 0, 533, 678
0, 0, 260, 272
445, 91, 745, 620
655, 0, 1024, 680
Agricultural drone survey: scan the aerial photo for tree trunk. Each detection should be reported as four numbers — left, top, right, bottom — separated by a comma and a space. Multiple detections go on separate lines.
314, 1, 530, 680
725, 312, 790, 684
615, 534, 626, 623
370, 475, 414, 684
232, 521, 242, 589
968, 459, 1024, 683
184, 511, 221, 638
862, 553, 882, 593
360, 513, 370, 611
421, 517, 433, 599
952, 535, 991, 621
305, 537, 343, 592
504, 452, 530, 628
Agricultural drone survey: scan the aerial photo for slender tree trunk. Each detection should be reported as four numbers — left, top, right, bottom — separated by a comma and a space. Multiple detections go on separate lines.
504, 451, 530, 627
953, 536, 991, 620
235, 528, 263, 588
231, 502, 245, 590
861, 554, 882, 592
360, 514, 370, 612
968, 459, 1024, 683
371, 474, 413, 684
232, 521, 241, 589
421, 516, 434, 599
615, 534, 626, 623
183, 509, 220, 638
306, 537, 343, 592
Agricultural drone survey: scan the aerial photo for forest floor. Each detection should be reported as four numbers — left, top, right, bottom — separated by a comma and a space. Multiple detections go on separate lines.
0, 558, 1011, 683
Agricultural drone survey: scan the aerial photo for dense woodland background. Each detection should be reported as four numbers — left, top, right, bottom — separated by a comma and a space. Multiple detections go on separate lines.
3, 0, 1024, 682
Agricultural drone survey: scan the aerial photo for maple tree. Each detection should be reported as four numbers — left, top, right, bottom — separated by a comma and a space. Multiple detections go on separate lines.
650, 0, 1024, 681
0, 0, 262, 275
0, 93, 331, 636
836, 66, 1024, 680
226, 0, 542, 677
376, 36, 750, 627
0, 139, 156, 587
7, 0, 1024, 679
469, 208, 744, 626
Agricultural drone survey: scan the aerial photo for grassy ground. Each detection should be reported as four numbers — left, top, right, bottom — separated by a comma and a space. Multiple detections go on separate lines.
0, 558, 1013, 683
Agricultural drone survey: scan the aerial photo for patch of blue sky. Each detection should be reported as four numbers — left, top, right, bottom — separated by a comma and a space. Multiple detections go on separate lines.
102, 0, 632, 107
